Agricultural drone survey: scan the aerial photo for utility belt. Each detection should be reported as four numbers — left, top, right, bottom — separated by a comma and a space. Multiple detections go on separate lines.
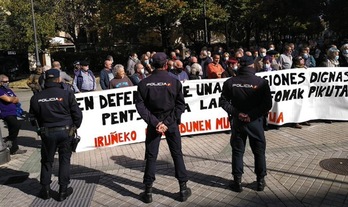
80, 89, 93, 92
39, 125, 75, 136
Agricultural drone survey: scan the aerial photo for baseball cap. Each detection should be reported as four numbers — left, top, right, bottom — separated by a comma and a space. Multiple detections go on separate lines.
239, 56, 254, 66
227, 57, 238, 64
152, 52, 167, 66
80, 60, 89, 66
328, 47, 339, 53
266, 50, 279, 56
45, 69, 60, 79
263, 55, 272, 62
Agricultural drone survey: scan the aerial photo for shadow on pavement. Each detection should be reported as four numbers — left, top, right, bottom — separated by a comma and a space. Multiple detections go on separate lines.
0, 117, 41, 149
1, 163, 145, 205
0, 168, 40, 197
110, 155, 232, 193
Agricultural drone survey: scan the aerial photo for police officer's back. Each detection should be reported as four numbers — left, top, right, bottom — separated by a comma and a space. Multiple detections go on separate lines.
136, 62, 185, 127
135, 52, 191, 203
221, 57, 272, 121
220, 56, 272, 192
29, 68, 83, 201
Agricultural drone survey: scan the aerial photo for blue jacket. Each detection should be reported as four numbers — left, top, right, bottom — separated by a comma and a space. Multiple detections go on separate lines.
135, 70, 185, 127
73, 69, 96, 92
99, 68, 114, 90
220, 66, 272, 121
30, 82, 83, 128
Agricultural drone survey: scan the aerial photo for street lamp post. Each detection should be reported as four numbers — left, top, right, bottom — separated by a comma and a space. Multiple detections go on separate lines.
30, 0, 41, 67
203, 0, 209, 45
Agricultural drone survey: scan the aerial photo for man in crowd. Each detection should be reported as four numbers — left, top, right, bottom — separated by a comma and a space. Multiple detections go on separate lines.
279, 45, 293, 69
130, 63, 147, 85
126, 52, 139, 76
169, 60, 189, 81
199, 50, 212, 78
109, 64, 133, 89
52, 61, 73, 84
206, 53, 225, 79
72, 61, 97, 93
99, 59, 114, 90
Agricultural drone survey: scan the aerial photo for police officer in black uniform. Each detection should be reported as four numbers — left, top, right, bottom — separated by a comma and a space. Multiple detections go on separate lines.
220, 56, 272, 192
135, 52, 191, 203
29, 68, 83, 201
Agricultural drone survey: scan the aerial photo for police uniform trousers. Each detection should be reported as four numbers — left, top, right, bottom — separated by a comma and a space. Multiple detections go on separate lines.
143, 123, 188, 185
230, 117, 267, 178
40, 128, 72, 186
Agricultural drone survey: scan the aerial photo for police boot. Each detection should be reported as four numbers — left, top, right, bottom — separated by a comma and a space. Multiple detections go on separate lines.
141, 184, 153, 203
257, 177, 266, 191
38, 185, 51, 200
230, 176, 243, 192
58, 185, 73, 202
179, 181, 191, 202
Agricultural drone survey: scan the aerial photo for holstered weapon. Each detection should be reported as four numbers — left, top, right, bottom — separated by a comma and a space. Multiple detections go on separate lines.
28, 116, 43, 136
69, 126, 80, 152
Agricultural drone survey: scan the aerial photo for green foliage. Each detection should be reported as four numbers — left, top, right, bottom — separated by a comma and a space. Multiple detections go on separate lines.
0, 7, 12, 49
55, 0, 100, 50
1, 0, 57, 51
0, 0, 347, 53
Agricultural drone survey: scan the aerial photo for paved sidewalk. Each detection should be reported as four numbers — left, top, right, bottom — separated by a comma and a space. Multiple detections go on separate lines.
0, 89, 348, 207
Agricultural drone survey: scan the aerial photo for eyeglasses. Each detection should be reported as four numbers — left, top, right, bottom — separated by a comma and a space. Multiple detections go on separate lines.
1, 81, 9, 83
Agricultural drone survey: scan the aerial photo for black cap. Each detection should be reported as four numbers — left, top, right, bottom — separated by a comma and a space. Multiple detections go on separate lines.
239, 56, 254, 66
266, 50, 279, 56
45, 69, 60, 79
152, 52, 167, 66
80, 60, 89, 66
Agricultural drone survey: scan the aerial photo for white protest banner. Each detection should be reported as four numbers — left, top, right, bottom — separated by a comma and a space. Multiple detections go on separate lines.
75, 67, 348, 152
75, 87, 143, 152
258, 67, 348, 124
74, 79, 229, 152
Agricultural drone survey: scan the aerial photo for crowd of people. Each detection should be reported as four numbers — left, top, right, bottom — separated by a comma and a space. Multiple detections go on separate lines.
26, 40, 348, 95
25, 40, 348, 130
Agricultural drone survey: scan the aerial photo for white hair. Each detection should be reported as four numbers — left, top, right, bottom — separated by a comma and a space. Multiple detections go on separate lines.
113, 64, 124, 74
190, 63, 202, 75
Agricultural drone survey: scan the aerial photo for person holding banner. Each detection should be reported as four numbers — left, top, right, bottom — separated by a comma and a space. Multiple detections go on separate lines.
130, 63, 147, 85
99, 59, 114, 90
135, 52, 191, 203
72, 61, 97, 93
30, 69, 83, 201
339, 43, 348, 67
220, 55, 272, 192
206, 53, 225, 79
